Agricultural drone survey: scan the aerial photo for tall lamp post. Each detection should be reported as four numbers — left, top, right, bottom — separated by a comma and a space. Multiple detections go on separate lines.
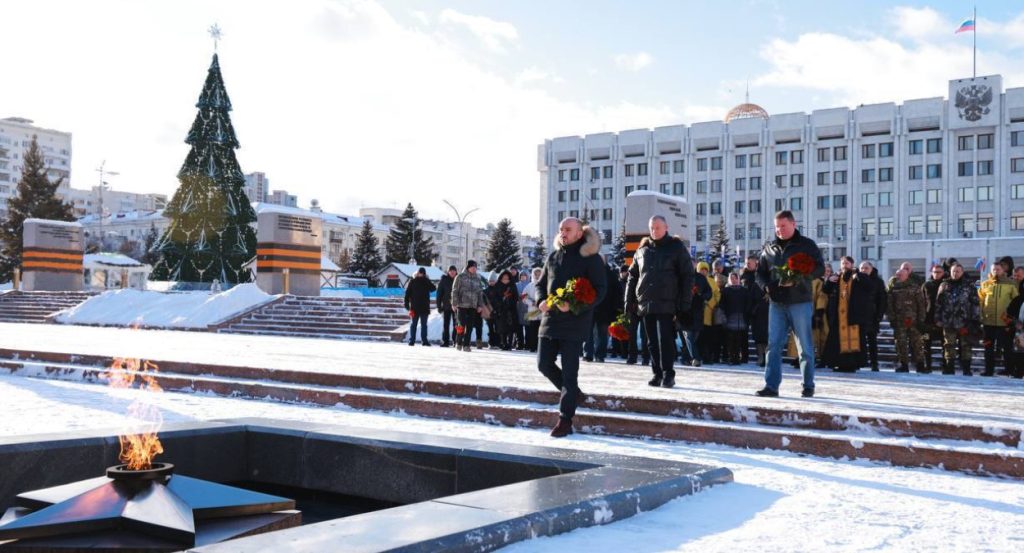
442, 199, 478, 266
95, 161, 118, 251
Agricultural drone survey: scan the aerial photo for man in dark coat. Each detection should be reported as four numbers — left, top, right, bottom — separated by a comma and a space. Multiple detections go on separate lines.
921, 264, 946, 372
537, 218, 607, 438
739, 255, 759, 362
679, 269, 712, 366
436, 265, 458, 347
625, 215, 695, 388
857, 262, 888, 371
585, 257, 622, 362
404, 267, 436, 346
755, 211, 825, 398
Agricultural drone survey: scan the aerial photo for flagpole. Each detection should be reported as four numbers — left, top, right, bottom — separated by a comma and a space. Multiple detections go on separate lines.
973, 5, 977, 78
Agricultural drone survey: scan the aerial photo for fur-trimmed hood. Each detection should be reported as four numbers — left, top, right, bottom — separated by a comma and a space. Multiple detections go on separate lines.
553, 226, 601, 257
638, 234, 683, 249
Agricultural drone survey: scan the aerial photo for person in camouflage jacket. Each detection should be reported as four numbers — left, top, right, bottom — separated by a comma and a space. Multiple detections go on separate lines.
934, 263, 981, 375
886, 268, 927, 372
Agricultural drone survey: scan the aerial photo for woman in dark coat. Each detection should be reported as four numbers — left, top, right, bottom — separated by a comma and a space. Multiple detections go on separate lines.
720, 272, 753, 365
491, 271, 520, 350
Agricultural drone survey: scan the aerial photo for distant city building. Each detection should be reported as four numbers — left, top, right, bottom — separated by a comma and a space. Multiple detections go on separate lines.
0, 116, 72, 219
243, 172, 269, 204
266, 189, 297, 208
65, 186, 167, 218
538, 74, 1024, 263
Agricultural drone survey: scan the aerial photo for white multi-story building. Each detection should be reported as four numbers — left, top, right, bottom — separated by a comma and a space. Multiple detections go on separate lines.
64, 186, 167, 218
266, 189, 297, 208
539, 74, 1024, 262
0, 116, 72, 219
243, 172, 269, 204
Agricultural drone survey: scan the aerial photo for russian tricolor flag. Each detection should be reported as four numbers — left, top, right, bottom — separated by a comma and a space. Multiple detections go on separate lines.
975, 257, 986, 271
956, 19, 975, 34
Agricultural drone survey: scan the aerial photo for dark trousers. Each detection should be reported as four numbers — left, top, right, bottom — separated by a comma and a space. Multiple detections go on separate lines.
526, 321, 540, 351
740, 328, 750, 363
441, 309, 456, 344
727, 330, 747, 364
983, 325, 1014, 374
643, 314, 677, 377
860, 328, 879, 368
627, 315, 649, 362
457, 308, 476, 348
408, 312, 428, 344
487, 320, 499, 346
537, 337, 582, 421
472, 313, 483, 341
922, 326, 942, 369
584, 320, 609, 360
514, 324, 526, 349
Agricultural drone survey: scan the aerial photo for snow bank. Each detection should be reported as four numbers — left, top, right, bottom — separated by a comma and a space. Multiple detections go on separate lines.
54, 283, 276, 329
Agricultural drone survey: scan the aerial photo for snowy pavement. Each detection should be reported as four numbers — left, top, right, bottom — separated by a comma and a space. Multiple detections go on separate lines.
1, 322, 1022, 428
0, 371, 1021, 552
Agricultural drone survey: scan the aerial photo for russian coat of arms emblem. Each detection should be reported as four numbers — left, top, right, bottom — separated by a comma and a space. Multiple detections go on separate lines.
955, 85, 993, 122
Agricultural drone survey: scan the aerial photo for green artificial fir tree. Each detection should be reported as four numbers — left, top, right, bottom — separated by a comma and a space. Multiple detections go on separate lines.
610, 225, 627, 268
149, 53, 256, 284
530, 235, 547, 268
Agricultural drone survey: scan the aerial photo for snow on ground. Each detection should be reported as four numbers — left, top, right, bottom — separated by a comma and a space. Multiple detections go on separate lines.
51, 284, 276, 328
0, 371, 1021, 553
2, 323, 1021, 427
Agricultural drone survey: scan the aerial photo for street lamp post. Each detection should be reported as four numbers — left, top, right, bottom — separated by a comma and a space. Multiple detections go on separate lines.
95, 161, 118, 251
402, 216, 417, 264
442, 199, 479, 266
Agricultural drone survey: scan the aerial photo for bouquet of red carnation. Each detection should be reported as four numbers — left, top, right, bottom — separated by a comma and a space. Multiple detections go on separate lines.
903, 317, 914, 329
546, 277, 597, 315
455, 325, 465, 335
958, 327, 969, 337
608, 313, 631, 341
408, 310, 415, 318
772, 252, 816, 286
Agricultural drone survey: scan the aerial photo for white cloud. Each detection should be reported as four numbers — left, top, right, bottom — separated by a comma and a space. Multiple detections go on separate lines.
438, 8, 518, 53
409, 9, 430, 26
890, 6, 951, 42
613, 52, 653, 72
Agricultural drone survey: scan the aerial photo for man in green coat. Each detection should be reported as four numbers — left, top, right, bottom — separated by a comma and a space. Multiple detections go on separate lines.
887, 268, 926, 373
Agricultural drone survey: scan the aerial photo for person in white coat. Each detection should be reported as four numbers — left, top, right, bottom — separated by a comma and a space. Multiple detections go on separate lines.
522, 267, 543, 352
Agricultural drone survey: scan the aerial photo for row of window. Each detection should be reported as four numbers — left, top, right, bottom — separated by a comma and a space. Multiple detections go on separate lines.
695, 225, 763, 242
560, 153, 1024, 184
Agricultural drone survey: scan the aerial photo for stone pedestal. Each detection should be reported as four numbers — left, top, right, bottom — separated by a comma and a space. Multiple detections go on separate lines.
21, 219, 84, 291
255, 210, 322, 296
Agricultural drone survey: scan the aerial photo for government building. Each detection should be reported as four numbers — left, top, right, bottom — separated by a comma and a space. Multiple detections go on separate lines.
537, 74, 1024, 263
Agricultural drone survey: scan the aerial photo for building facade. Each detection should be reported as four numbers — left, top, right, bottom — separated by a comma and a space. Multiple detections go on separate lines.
266, 189, 297, 207
0, 117, 72, 220
538, 75, 1024, 262
65, 186, 167, 218
243, 172, 269, 204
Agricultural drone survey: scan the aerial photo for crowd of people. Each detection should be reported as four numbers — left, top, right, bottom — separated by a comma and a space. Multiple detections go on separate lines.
404, 212, 1024, 435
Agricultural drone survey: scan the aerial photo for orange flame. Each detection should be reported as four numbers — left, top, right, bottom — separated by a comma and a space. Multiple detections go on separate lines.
103, 358, 163, 471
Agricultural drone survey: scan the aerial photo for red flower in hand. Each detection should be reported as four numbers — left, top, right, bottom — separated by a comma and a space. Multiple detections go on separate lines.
455, 325, 465, 335
958, 327, 969, 336
409, 310, 416, 318
787, 253, 816, 275
904, 318, 914, 328
573, 277, 597, 305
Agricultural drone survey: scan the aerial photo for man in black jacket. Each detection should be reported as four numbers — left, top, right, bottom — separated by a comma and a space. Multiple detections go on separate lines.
537, 218, 607, 438
436, 265, 458, 347
921, 264, 946, 372
584, 256, 622, 363
625, 215, 695, 388
755, 211, 825, 398
404, 267, 436, 346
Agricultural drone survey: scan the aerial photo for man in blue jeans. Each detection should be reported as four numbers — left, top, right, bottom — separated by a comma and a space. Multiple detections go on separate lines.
755, 211, 825, 398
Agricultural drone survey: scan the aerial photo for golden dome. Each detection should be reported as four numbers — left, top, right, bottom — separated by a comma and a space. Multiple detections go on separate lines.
724, 102, 769, 123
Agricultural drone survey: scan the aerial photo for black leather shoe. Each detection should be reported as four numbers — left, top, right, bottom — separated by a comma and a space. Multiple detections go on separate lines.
801, 387, 814, 398
550, 418, 573, 438
755, 387, 779, 397
662, 374, 676, 388
648, 376, 662, 387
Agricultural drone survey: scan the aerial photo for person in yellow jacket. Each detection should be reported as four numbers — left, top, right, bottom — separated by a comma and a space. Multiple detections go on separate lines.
978, 263, 1019, 376
695, 261, 720, 363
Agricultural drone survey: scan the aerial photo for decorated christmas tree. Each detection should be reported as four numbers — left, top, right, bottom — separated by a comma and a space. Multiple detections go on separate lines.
384, 203, 435, 264
610, 225, 627, 268
149, 53, 256, 284
529, 235, 546, 268
350, 219, 384, 282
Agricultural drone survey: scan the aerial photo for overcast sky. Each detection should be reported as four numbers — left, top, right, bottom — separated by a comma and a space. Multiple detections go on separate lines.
4, 0, 1024, 235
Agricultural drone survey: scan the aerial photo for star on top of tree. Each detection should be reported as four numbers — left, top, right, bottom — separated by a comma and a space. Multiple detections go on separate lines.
208, 23, 223, 51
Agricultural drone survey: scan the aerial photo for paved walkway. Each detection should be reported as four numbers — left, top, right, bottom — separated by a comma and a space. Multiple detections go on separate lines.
2, 323, 1022, 427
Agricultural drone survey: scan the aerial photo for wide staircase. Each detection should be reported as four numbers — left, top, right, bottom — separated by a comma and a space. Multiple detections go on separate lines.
0, 291, 94, 323
217, 295, 409, 341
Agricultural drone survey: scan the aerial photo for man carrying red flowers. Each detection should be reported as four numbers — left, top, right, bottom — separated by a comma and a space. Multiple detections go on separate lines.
755, 210, 825, 398
536, 217, 607, 437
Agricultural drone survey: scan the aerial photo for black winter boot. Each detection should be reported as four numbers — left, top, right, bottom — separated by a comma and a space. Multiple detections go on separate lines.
896, 363, 909, 373
961, 360, 973, 376
942, 360, 954, 375
915, 362, 930, 374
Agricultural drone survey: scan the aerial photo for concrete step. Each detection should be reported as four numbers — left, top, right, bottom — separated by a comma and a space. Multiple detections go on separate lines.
221, 324, 393, 338
1, 352, 1020, 479
234, 319, 402, 332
